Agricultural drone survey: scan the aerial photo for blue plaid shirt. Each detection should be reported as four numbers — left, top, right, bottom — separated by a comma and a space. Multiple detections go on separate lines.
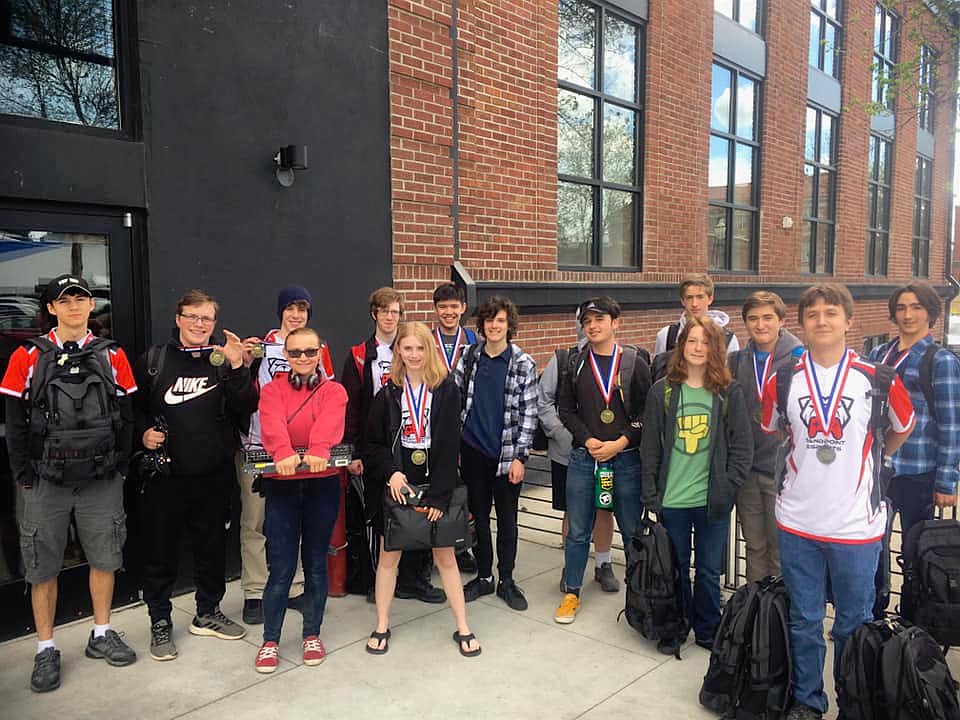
869, 335, 960, 494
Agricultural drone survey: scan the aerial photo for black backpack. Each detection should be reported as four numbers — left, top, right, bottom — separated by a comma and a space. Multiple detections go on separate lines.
700, 577, 792, 720
898, 519, 960, 649
27, 336, 123, 487
840, 618, 960, 720
620, 512, 689, 657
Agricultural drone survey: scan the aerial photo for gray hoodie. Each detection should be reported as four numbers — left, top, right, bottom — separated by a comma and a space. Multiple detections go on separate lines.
537, 325, 587, 465
728, 329, 803, 474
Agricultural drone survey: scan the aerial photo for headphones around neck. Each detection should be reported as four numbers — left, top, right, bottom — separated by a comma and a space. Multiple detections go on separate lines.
288, 370, 320, 391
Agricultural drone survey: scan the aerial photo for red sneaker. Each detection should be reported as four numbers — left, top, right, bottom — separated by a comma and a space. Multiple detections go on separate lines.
255, 641, 279, 673
302, 636, 326, 666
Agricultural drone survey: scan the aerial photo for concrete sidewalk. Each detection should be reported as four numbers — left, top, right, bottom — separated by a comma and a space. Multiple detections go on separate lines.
0, 537, 946, 720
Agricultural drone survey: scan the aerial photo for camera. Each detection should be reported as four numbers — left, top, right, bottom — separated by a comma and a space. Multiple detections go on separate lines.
138, 416, 172, 480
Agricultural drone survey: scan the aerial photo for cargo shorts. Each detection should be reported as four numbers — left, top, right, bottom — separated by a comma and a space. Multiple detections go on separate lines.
18, 472, 127, 584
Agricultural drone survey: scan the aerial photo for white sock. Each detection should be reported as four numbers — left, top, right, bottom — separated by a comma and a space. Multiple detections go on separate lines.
37, 639, 56, 653
595, 551, 612, 566
93, 623, 110, 638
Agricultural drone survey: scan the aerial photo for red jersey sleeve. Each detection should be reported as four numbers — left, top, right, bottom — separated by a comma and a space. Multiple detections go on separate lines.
109, 347, 138, 395
760, 370, 779, 434
0, 346, 35, 399
887, 374, 915, 434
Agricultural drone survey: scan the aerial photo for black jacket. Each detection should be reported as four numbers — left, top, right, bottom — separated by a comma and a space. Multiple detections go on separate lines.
341, 335, 379, 452
728, 330, 803, 475
362, 376, 461, 520
640, 379, 753, 519
133, 339, 258, 476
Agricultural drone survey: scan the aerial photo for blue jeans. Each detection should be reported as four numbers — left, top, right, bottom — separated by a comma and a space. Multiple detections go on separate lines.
779, 529, 880, 714
263, 477, 340, 642
660, 506, 729, 644
564, 447, 643, 590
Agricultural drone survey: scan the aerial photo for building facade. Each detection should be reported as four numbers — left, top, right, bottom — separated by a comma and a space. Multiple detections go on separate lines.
0, 0, 956, 637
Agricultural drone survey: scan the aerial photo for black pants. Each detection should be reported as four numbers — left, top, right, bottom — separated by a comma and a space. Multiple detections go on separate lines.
141, 466, 232, 623
460, 441, 520, 581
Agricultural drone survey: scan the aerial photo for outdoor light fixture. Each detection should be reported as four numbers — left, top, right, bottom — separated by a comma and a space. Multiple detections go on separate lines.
274, 145, 308, 187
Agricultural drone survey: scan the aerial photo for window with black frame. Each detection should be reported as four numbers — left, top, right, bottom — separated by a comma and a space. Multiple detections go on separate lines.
809, 0, 841, 79
913, 156, 932, 278
866, 134, 892, 276
872, 3, 898, 112
714, 0, 760, 34
708, 62, 759, 272
802, 106, 837, 275
917, 43, 935, 133
557, 0, 644, 269
0, 0, 120, 129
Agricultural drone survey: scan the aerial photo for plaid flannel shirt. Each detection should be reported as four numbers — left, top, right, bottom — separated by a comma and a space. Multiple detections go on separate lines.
870, 335, 960, 495
455, 341, 539, 477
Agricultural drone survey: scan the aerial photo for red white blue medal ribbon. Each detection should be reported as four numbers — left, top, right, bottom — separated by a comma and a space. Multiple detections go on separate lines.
434, 327, 465, 372
803, 350, 852, 439
403, 376, 428, 444
881, 345, 910, 369
753, 351, 773, 402
589, 345, 622, 408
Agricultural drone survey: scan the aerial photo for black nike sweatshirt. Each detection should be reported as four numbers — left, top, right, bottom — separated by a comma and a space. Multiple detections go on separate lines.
133, 339, 258, 476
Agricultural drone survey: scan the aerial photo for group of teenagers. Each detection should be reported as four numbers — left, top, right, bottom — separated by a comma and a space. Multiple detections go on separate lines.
3, 272, 958, 720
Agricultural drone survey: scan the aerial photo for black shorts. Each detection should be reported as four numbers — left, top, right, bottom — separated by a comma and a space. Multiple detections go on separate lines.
551, 461, 568, 512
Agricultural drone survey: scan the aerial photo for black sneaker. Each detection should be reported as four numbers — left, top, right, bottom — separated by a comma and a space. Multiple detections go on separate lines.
243, 599, 264, 625
395, 578, 446, 604
594, 562, 620, 592
150, 618, 178, 661
286, 594, 305, 614
456, 550, 478, 574
31, 647, 61, 693
463, 576, 495, 602
657, 637, 681, 657
496, 579, 528, 611
785, 705, 823, 720
189, 607, 246, 640
85, 629, 137, 666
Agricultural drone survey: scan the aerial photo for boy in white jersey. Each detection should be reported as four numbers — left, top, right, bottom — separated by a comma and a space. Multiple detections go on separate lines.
237, 286, 334, 624
760, 283, 914, 720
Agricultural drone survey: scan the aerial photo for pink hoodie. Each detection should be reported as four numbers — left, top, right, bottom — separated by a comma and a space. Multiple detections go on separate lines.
258, 376, 348, 479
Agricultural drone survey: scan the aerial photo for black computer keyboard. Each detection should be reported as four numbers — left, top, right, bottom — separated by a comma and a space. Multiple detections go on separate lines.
242, 443, 354, 474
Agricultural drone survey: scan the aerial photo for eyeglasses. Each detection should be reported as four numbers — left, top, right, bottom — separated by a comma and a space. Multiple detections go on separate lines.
377, 308, 402, 317
179, 312, 216, 325
287, 348, 320, 358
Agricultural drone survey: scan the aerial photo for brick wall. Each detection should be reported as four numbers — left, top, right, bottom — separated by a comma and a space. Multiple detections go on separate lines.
386, 0, 956, 367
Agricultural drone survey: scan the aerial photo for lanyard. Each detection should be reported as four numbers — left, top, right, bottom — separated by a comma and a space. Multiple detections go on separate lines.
403, 376, 428, 443
753, 351, 773, 402
804, 351, 851, 438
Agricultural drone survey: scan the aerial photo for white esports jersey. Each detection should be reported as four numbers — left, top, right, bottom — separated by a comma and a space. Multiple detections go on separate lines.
371, 342, 393, 394
761, 350, 914, 543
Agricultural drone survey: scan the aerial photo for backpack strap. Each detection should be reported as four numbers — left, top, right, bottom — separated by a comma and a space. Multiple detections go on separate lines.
618, 345, 638, 419
665, 323, 680, 353
724, 328, 735, 349
917, 343, 941, 426
145, 344, 170, 407
870, 363, 896, 441
464, 328, 477, 344
775, 366, 795, 434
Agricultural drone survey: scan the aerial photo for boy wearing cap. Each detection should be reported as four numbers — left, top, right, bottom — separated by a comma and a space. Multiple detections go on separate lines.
236, 286, 335, 624
1, 274, 138, 692
555, 297, 650, 623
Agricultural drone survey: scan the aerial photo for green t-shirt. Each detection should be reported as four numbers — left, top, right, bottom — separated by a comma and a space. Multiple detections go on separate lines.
663, 383, 713, 509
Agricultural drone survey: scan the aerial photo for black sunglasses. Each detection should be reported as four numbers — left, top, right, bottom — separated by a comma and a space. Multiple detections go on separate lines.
287, 348, 320, 358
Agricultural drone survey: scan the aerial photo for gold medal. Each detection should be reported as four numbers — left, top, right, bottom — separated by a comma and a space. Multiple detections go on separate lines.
251, 343, 265, 359
600, 408, 615, 424
209, 348, 225, 367
411, 449, 427, 466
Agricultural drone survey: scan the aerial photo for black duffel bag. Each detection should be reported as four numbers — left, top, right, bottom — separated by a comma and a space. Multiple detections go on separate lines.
383, 484, 471, 552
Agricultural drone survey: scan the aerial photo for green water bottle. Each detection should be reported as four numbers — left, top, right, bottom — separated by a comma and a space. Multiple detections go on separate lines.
595, 462, 614, 510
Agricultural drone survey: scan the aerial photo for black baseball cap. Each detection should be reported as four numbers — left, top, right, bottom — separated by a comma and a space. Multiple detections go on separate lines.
44, 274, 93, 303
577, 296, 621, 323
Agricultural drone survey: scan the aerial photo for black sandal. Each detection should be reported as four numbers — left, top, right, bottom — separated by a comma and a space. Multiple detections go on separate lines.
452, 631, 481, 658
366, 629, 391, 655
